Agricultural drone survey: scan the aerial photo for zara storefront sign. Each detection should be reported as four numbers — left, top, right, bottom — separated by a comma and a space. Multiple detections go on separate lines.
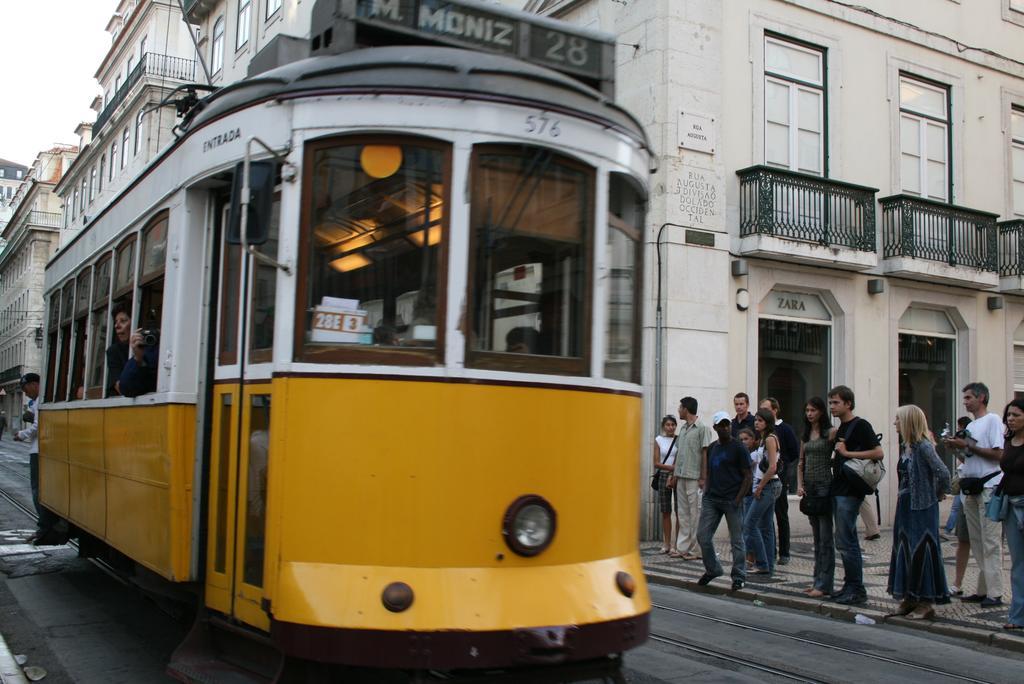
760, 291, 831, 321
678, 111, 715, 154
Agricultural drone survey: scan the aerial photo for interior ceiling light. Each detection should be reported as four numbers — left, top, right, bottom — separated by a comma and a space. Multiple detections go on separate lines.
360, 145, 403, 179
329, 253, 372, 273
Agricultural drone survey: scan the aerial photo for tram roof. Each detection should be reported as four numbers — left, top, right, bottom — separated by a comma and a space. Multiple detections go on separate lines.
180, 45, 650, 152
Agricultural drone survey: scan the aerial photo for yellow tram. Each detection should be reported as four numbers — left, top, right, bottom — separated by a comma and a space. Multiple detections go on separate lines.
38, 0, 652, 679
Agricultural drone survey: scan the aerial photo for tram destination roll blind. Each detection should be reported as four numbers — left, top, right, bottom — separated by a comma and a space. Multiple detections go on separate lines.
355, 0, 606, 81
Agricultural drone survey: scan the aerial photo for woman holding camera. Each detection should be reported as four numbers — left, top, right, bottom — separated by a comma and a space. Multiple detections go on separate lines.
118, 327, 159, 397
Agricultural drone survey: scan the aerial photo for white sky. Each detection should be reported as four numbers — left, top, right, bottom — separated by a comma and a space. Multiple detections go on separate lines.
0, 1, 113, 167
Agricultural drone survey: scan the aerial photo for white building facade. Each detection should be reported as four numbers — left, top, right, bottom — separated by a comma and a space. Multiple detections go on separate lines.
56, 0, 200, 248
0, 147, 76, 426
528, 0, 1024, 532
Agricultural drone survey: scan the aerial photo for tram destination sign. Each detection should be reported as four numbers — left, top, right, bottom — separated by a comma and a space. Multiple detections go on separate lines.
354, 0, 612, 87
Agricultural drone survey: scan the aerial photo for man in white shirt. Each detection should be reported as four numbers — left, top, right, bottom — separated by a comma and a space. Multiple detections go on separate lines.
944, 382, 1004, 607
13, 373, 58, 544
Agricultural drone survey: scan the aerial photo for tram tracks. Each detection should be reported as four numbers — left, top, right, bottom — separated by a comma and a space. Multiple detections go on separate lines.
650, 602, 997, 684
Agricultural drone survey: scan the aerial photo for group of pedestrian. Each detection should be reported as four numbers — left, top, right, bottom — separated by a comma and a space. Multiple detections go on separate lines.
653, 380, 1024, 629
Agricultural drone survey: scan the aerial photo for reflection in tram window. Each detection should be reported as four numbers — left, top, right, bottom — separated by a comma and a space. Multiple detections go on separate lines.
468, 146, 591, 373
249, 194, 280, 361
301, 140, 446, 359
605, 174, 644, 384
244, 394, 270, 587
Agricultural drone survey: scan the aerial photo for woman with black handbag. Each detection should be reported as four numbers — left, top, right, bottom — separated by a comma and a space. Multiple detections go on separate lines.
797, 397, 834, 598
887, 404, 951, 620
652, 415, 679, 554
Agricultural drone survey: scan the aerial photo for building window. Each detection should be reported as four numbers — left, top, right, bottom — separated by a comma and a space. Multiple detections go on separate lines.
99, 156, 105, 193
121, 129, 130, 169
266, 0, 282, 19
72, 190, 78, 220
89, 166, 97, 202
212, 16, 225, 73
1013, 0, 1024, 12
139, 35, 147, 60
135, 111, 144, 156
110, 142, 117, 181
764, 35, 825, 176
115, 74, 122, 93
899, 75, 950, 202
15, 170, 21, 179
1013, 109, 1024, 217
237, 0, 251, 50
127, 55, 135, 79
758, 290, 832, 427
898, 307, 956, 468
80, 180, 86, 212
1014, 321, 1024, 399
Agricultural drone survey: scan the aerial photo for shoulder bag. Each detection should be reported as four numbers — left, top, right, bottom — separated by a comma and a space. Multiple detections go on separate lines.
799, 483, 832, 516
651, 435, 678, 491
839, 419, 886, 495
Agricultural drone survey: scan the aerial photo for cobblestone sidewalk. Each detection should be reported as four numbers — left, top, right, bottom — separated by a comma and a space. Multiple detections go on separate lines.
643, 527, 1024, 650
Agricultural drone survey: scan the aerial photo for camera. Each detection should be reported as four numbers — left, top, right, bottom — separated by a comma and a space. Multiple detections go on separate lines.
141, 329, 160, 347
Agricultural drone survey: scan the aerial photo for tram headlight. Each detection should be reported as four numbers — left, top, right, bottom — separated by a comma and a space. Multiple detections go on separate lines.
502, 495, 556, 557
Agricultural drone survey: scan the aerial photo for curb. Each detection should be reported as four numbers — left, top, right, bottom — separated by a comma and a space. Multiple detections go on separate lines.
0, 630, 28, 684
645, 570, 1023, 654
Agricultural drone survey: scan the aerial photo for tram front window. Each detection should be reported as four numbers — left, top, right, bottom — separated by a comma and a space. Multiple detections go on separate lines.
299, 139, 447, 362
468, 146, 592, 374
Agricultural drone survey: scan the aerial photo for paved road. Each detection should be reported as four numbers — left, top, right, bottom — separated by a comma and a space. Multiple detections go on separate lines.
624, 583, 1023, 683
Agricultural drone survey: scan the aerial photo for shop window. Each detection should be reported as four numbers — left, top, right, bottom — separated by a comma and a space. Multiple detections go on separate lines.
898, 307, 956, 467
138, 213, 167, 355
69, 269, 91, 401
87, 255, 112, 398
758, 290, 832, 425
56, 283, 75, 402
249, 193, 280, 362
297, 138, 449, 365
44, 292, 59, 403
604, 173, 644, 383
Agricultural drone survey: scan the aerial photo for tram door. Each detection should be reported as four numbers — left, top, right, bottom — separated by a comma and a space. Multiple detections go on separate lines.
204, 190, 280, 631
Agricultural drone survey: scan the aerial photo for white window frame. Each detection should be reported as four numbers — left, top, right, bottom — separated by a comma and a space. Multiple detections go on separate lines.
1012, 108, 1024, 217
98, 156, 105, 193
109, 142, 117, 181
763, 36, 826, 177
121, 129, 130, 169
266, 0, 282, 19
899, 75, 950, 202
89, 166, 96, 202
237, 0, 251, 51
135, 111, 144, 156
212, 16, 225, 72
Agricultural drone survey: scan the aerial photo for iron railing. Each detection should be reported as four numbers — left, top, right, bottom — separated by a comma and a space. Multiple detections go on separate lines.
737, 165, 878, 251
880, 194, 998, 271
94, 53, 197, 133
998, 219, 1024, 277
0, 366, 21, 384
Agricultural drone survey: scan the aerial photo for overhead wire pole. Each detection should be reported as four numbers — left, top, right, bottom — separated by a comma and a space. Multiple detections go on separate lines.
176, 0, 214, 86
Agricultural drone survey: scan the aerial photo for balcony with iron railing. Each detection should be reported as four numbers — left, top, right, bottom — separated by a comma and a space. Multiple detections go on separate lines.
880, 194, 999, 288
94, 53, 197, 134
736, 166, 878, 270
998, 219, 1024, 292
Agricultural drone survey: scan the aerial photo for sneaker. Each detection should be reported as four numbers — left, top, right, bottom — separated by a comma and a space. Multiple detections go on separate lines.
777, 556, 791, 566
829, 589, 849, 600
697, 572, 722, 586
960, 594, 987, 603
835, 592, 868, 606
981, 596, 1003, 608
949, 585, 963, 596
731, 580, 745, 591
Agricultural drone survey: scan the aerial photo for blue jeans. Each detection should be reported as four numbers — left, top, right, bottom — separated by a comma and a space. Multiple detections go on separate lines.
1005, 509, 1024, 626
809, 510, 835, 593
744, 479, 781, 574
834, 495, 865, 595
697, 496, 746, 582
944, 494, 962, 533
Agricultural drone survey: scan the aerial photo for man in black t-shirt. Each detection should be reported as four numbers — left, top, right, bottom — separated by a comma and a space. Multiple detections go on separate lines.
827, 385, 883, 605
696, 411, 753, 591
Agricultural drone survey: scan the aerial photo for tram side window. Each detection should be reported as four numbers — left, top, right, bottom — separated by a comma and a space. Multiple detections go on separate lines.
69, 269, 92, 401
87, 255, 112, 399
299, 139, 448, 363
108, 236, 136, 396
219, 203, 241, 366
119, 214, 166, 398
44, 292, 60, 403
55, 283, 75, 402
249, 193, 280, 362
467, 146, 592, 374
605, 174, 645, 384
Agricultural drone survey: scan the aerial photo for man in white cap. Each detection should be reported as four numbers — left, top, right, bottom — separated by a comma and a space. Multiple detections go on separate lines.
696, 410, 752, 591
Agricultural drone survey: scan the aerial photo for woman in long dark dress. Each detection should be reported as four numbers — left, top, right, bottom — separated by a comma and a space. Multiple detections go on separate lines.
887, 404, 951, 619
